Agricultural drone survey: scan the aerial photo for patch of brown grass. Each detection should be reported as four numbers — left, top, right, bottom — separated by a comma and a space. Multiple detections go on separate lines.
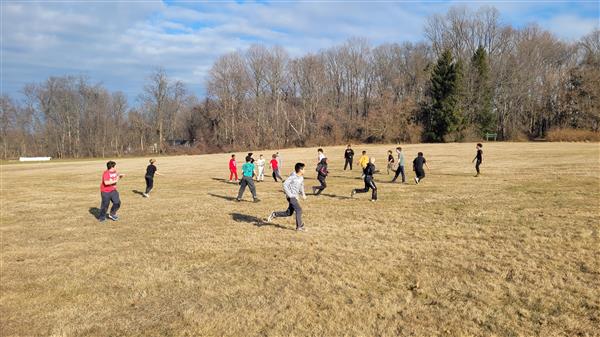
1, 143, 599, 336
547, 128, 600, 142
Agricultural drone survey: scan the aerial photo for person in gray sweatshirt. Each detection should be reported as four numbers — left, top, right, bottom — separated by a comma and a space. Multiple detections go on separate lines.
391, 146, 406, 183
267, 162, 307, 231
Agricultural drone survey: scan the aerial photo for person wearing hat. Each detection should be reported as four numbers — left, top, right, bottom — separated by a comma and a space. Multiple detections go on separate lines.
143, 159, 161, 198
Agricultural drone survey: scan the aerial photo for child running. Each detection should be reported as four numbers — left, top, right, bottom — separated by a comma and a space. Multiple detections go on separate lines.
387, 150, 395, 175
229, 154, 238, 182
472, 143, 483, 177
351, 157, 377, 202
344, 144, 354, 170
99, 161, 124, 221
413, 152, 429, 184
312, 157, 329, 196
143, 159, 161, 198
236, 156, 260, 202
391, 147, 406, 183
270, 154, 283, 182
267, 163, 307, 231
256, 154, 266, 181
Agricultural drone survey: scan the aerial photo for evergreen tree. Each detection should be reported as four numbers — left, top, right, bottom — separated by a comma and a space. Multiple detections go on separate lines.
422, 49, 462, 142
470, 46, 495, 134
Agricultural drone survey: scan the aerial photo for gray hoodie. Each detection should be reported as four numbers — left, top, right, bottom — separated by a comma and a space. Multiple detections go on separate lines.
283, 172, 306, 199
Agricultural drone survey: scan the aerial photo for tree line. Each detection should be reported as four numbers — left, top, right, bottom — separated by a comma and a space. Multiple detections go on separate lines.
1, 6, 598, 159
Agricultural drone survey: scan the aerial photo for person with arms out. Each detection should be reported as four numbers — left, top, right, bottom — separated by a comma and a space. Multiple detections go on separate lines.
143, 159, 161, 198
267, 163, 307, 231
386, 150, 395, 175
391, 147, 406, 183
344, 145, 354, 170
413, 152, 429, 184
256, 154, 266, 181
270, 154, 283, 182
236, 157, 260, 202
472, 143, 483, 177
351, 157, 378, 202
312, 157, 329, 196
99, 160, 124, 222
229, 154, 238, 182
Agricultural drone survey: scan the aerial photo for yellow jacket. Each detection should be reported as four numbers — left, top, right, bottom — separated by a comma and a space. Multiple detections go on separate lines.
358, 155, 369, 168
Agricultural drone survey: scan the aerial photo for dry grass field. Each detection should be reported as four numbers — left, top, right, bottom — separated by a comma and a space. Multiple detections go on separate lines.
1, 142, 599, 337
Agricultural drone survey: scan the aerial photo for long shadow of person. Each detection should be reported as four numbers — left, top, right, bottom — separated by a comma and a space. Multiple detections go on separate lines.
211, 177, 237, 184
89, 207, 101, 219
317, 193, 352, 200
132, 190, 145, 196
208, 193, 238, 201
229, 212, 293, 230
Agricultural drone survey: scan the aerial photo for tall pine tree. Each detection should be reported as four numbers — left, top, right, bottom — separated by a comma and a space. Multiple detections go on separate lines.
470, 46, 495, 134
422, 49, 462, 142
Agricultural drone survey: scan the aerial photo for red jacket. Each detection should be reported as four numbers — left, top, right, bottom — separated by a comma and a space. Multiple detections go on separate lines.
229, 158, 237, 171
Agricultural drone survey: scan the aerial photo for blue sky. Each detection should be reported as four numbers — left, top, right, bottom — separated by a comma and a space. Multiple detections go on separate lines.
2, 1, 598, 104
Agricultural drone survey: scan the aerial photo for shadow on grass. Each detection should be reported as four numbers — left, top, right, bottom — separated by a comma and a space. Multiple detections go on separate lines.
229, 212, 293, 231
211, 177, 237, 184
88, 207, 101, 219
329, 175, 363, 180
314, 193, 352, 200
207, 193, 238, 201
132, 189, 145, 196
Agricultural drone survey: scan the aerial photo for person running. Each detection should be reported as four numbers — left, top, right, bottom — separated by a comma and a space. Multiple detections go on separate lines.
143, 159, 161, 198
344, 145, 354, 170
312, 157, 329, 196
413, 152, 429, 184
391, 147, 406, 183
358, 150, 369, 178
236, 156, 260, 202
229, 154, 238, 182
99, 160, 124, 222
387, 150, 395, 175
351, 157, 377, 201
472, 143, 483, 177
270, 154, 283, 182
267, 163, 307, 231
317, 148, 326, 163
256, 154, 266, 181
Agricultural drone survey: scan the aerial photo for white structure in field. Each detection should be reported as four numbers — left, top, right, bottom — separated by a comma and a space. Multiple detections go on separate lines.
19, 157, 52, 162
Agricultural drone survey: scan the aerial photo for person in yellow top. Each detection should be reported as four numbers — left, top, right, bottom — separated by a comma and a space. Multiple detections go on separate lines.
358, 150, 369, 178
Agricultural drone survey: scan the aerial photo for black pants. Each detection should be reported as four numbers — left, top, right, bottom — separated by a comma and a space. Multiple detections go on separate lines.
475, 160, 481, 174
237, 176, 257, 199
272, 169, 283, 182
344, 158, 353, 170
145, 176, 154, 194
274, 197, 303, 229
415, 169, 425, 180
100, 190, 121, 220
313, 176, 327, 195
391, 165, 405, 183
354, 176, 377, 200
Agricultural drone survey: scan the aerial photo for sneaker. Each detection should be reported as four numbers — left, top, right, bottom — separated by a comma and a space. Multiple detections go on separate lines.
108, 214, 119, 221
414, 177, 419, 184
267, 212, 275, 223
370, 199, 377, 202
142, 193, 149, 198
296, 226, 306, 232
236, 198, 241, 202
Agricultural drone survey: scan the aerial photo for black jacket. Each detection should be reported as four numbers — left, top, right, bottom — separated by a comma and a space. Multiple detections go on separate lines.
363, 163, 376, 177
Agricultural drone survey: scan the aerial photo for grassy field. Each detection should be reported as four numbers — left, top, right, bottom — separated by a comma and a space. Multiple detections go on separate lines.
1, 142, 599, 337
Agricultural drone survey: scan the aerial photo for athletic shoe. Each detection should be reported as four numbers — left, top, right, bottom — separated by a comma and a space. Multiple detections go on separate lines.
371, 199, 377, 202
414, 177, 419, 184
142, 193, 149, 198
236, 198, 241, 202
267, 212, 275, 223
296, 226, 306, 232
108, 214, 119, 221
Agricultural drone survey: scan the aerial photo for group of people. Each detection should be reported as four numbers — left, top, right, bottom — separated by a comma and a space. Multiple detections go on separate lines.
96, 143, 484, 231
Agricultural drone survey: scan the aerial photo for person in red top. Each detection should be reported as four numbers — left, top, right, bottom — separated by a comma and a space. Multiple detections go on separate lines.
229, 154, 238, 182
99, 160, 124, 222
270, 153, 283, 182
